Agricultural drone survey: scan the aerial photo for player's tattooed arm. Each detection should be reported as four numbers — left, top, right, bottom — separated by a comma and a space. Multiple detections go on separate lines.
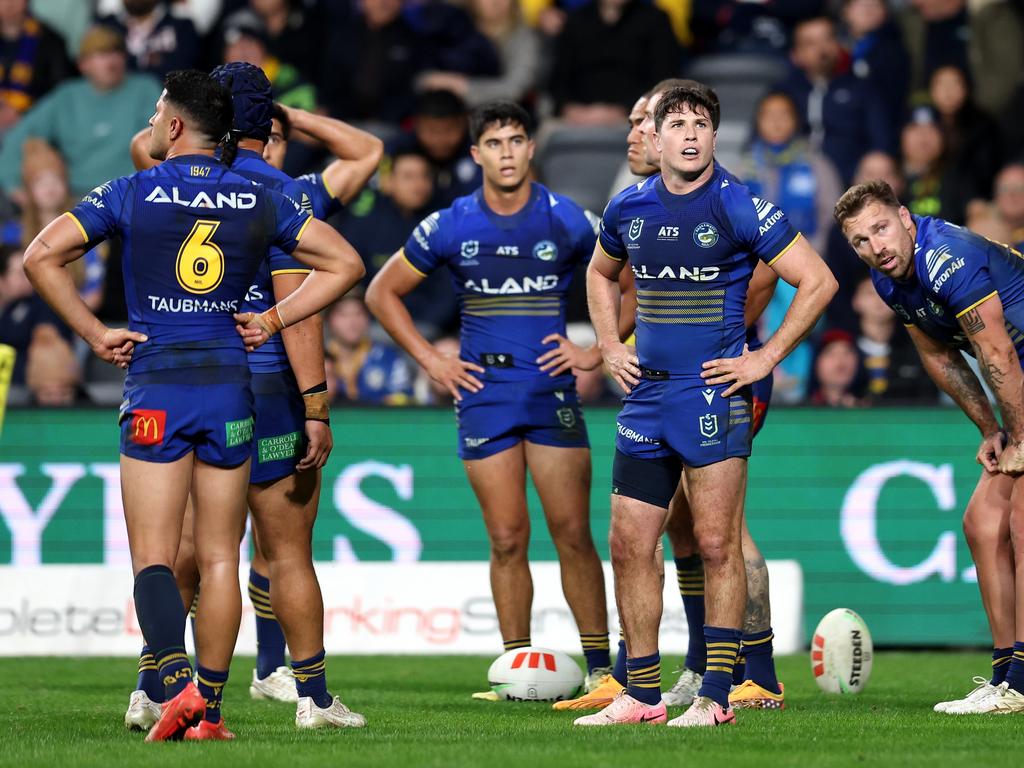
906, 324, 998, 434
960, 307, 986, 335
957, 294, 1024, 474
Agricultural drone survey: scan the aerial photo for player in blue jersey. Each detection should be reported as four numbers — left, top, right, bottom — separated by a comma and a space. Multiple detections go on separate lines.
23, 70, 364, 742
264, 103, 383, 222
123, 63, 379, 733
835, 180, 1024, 715
559, 79, 786, 714
366, 102, 613, 696
579, 84, 836, 728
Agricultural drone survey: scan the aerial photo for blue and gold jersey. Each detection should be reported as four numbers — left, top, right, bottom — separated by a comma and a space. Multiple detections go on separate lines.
401, 183, 598, 384
68, 153, 312, 373
231, 149, 314, 375
296, 171, 343, 220
600, 165, 800, 377
872, 215, 1024, 358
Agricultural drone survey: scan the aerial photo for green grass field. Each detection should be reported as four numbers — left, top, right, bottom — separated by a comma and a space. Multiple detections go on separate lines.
0, 653, 1016, 768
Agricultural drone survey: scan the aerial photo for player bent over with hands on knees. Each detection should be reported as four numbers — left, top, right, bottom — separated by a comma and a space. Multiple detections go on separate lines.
578, 83, 835, 728
124, 62, 379, 734
835, 180, 1024, 715
23, 69, 364, 742
367, 102, 614, 698
558, 79, 785, 715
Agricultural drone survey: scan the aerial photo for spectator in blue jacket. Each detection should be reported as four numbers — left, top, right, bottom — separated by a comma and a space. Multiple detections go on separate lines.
774, 15, 894, 183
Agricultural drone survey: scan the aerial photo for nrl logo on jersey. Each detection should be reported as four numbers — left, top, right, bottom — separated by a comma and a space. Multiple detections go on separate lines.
628, 218, 644, 241
693, 222, 719, 248
145, 186, 256, 209
927, 299, 944, 316
460, 240, 480, 259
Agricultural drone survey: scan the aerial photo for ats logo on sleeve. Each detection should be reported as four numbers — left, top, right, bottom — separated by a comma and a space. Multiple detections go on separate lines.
130, 410, 167, 446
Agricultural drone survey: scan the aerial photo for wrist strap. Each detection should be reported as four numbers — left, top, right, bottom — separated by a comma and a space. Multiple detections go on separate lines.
257, 305, 286, 337
303, 381, 330, 422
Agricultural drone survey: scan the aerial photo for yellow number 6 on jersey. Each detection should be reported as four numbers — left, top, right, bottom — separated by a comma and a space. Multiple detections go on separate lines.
176, 220, 224, 294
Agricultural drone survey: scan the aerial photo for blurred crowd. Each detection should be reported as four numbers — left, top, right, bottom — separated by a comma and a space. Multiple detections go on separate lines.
0, 0, 1022, 408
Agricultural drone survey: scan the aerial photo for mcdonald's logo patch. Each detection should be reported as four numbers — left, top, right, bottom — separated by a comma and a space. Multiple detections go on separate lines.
510, 651, 556, 672
130, 409, 166, 446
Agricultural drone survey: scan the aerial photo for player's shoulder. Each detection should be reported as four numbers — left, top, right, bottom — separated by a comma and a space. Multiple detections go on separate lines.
713, 165, 761, 213
537, 183, 598, 233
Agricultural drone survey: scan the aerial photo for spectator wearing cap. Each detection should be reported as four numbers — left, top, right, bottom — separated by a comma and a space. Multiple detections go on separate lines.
0, 25, 161, 196
220, 9, 316, 112
324, 0, 423, 123
901, 103, 974, 224
774, 15, 894, 183
97, 0, 201, 79
338, 149, 457, 339
386, 89, 481, 209
0, 0, 72, 131
841, 0, 909, 143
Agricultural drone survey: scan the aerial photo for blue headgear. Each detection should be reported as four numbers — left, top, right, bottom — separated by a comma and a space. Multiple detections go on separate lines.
210, 61, 273, 144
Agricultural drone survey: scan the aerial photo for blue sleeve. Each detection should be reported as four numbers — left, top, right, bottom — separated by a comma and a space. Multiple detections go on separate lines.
401, 210, 448, 276
598, 193, 627, 262
268, 189, 314, 255
926, 240, 997, 319
725, 191, 801, 266
297, 173, 342, 220
67, 176, 132, 244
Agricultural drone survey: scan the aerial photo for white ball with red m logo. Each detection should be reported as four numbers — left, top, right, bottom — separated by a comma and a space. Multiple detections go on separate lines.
811, 608, 874, 694
487, 647, 584, 702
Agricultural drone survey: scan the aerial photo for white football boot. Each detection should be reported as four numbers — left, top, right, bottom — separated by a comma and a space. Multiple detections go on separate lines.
935, 676, 994, 713
295, 696, 367, 728
662, 668, 703, 707
124, 689, 162, 731
250, 666, 299, 702
983, 682, 1024, 714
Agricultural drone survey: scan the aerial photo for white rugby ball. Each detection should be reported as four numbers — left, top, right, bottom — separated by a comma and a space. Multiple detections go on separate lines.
487, 646, 583, 702
811, 608, 873, 694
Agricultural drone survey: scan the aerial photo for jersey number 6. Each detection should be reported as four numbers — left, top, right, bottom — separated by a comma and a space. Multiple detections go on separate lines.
176, 220, 225, 295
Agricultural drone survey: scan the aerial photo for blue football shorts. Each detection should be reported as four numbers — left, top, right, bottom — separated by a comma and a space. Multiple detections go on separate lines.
614, 375, 754, 467
249, 369, 307, 484
455, 376, 589, 460
119, 366, 254, 467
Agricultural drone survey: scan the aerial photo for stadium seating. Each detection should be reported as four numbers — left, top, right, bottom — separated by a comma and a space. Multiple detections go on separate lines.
684, 53, 790, 125
537, 125, 630, 214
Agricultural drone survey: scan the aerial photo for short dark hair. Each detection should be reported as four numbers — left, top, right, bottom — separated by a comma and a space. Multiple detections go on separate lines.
415, 89, 467, 119
833, 180, 902, 227
469, 101, 533, 144
162, 69, 233, 145
0, 244, 21, 276
653, 83, 721, 132
645, 78, 697, 100
271, 103, 291, 141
